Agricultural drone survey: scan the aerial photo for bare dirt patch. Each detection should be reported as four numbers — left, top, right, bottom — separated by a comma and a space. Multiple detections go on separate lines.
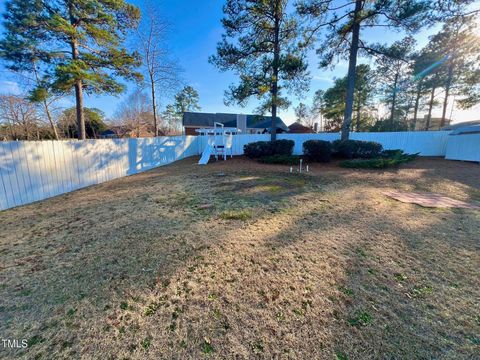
0, 157, 479, 359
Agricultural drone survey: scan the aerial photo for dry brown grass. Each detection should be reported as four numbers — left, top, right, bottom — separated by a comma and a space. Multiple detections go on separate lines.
0, 157, 479, 360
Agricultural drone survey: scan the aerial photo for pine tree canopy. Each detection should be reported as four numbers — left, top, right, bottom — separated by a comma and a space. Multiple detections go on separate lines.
209, 0, 309, 114
0, 0, 142, 101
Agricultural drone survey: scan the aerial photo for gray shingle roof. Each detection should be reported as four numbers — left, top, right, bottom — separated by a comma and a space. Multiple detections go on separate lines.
182, 112, 288, 131
449, 124, 480, 135
441, 120, 480, 131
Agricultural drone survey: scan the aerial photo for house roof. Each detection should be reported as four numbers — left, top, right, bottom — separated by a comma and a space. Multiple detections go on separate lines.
100, 129, 116, 135
449, 124, 480, 135
441, 120, 480, 131
182, 112, 288, 131
288, 121, 315, 133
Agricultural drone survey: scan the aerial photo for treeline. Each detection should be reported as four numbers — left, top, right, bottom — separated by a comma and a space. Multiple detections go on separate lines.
294, 15, 480, 133
0, 84, 201, 141
0, 0, 200, 141
0, 1, 479, 141
210, 0, 480, 140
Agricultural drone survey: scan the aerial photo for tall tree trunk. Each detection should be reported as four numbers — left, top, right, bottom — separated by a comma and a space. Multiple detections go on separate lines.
425, 85, 436, 131
32, 59, 59, 140
440, 63, 454, 128
389, 72, 399, 126
356, 104, 361, 132
73, 79, 86, 140
412, 80, 422, 131
150, 73, 158, 136
43, 100, 59, 140
270, 2, 281, 142
341, 0, 362, 140
355, 86, 362, 132
9, 119, 15, 140
69, 4, 86, 140
23, 118, 29, 140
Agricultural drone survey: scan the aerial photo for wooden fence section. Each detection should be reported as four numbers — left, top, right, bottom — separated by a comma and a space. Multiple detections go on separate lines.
0, 136, 199, 211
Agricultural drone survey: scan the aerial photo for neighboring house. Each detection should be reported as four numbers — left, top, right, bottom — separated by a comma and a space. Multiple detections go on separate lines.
441, 120, 480, 132
99, 124, 164, 139
182, 112, 288, 135
288, 122, 315, 134
412, 115, 451, 131
99, 129, 117, 139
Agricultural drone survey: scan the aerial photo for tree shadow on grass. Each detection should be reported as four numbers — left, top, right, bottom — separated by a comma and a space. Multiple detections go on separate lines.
259, 180, 479, 359
0, 158, 316, 359
1, 157, 479, 359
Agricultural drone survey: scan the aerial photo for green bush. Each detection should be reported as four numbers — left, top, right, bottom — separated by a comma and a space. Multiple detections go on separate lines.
332, 140, 383, 159
340, 153, 418, 169
270, 139, 294, 156
244, 139, 294, 158
303, 140, 332, 162
244, 141, 272, 159
258, 155, 301, 165
380, 149, 404, 158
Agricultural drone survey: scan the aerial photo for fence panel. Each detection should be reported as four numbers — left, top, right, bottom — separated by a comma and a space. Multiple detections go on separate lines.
445, 134, 480, 162
0, 136, 199, 211
211, 131, 451, 157
350, 131, 450, 156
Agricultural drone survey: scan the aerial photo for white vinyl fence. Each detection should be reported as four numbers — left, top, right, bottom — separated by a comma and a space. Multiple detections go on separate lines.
198, 131, 451, 157
445, 133, 480, 162
0, 136, 198, 211
0, 131, 473, 212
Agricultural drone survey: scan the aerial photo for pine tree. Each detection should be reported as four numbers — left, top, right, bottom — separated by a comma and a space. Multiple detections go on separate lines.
428, 15, 480, 126
0, 0, 142, 140
373, 37, 416, 126
173, 86, 201, 114
210, 0, 309, 141
297, 0, 430, 139
321, 64, 375, 132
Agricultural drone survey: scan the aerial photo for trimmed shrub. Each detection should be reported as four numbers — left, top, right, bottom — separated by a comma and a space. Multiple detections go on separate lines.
332, 140, 383, 159
244, 139, 294, 159
380, 149, 404, 158
303, 140, 332, 162
244, 141, 272, 159
340, 153, 418, 169
270, 139, 295, 156
258, 155, 301, 165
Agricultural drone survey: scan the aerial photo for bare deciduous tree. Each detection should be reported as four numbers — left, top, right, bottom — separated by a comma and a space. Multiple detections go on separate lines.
0, 94, 41, 140
135, 0, 182, 136
114, 90, 154, 138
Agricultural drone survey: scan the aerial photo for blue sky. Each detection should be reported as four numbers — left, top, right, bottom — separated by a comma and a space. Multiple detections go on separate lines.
0, 0, 478, 125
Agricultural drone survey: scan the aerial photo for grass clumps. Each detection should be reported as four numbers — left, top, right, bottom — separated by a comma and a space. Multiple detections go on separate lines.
219, 209, 252, 220
144, 302, 160, 316
141, 336, 152, 350
348, 311, 373, 327
27, 335, 44, 347
202, 339, 214, 354
336, 352, 349, 360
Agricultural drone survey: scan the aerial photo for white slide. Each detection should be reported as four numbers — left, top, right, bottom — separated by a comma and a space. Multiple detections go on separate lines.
198, 144, 212, 165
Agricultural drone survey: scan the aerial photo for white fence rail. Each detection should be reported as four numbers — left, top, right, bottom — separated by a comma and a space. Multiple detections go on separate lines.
0, 136, 199, 211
